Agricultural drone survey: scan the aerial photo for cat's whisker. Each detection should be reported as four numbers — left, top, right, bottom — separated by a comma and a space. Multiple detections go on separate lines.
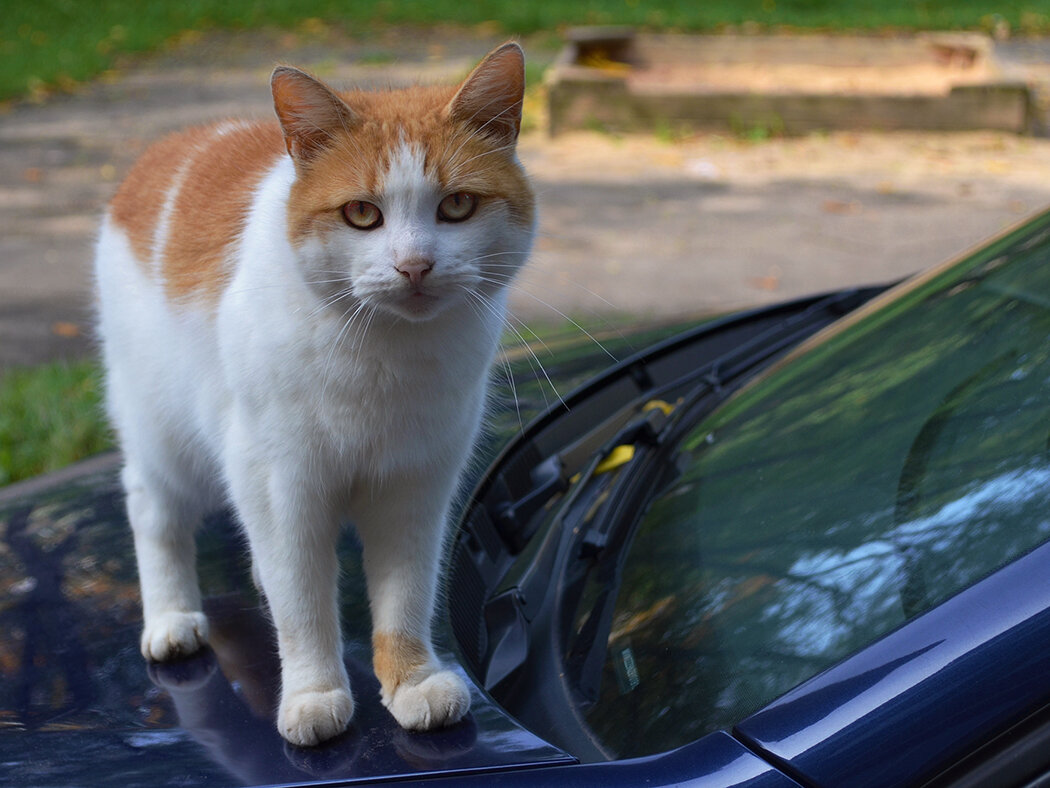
465, 250, 530, 263
497, 344, 525, 434
484, 258, 639, 347
307, 287, 359, 319
351, 302, 379, 356
305, 275, 357, 284
462, 286, 566, 411
459, 290, 524, 433
473, 275, 618, 363
480, 292, 560, 361
463, 290, 552, 413
318, 300, 369, 403
484, 264, 626, 315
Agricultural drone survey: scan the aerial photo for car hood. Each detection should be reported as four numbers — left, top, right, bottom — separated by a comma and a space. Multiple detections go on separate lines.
0, 449, 580, 785
0, 319, 696, 787
0, 296, 895, 786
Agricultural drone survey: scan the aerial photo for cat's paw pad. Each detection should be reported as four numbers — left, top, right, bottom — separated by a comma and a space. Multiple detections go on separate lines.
385, 670, 471, 731
141, 611, 209, 661
279, 688, 354, 747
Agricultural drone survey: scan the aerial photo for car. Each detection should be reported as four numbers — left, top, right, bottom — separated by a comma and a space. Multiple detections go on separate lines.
4, 209, 1050, 787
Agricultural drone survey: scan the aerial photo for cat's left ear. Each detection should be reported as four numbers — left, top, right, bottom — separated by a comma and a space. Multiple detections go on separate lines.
447, 42, 525, 147
271, 66, 357, 166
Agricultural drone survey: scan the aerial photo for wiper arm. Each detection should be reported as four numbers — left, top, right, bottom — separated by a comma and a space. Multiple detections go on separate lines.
563, 407, 680, 705
562, 298, 847, 704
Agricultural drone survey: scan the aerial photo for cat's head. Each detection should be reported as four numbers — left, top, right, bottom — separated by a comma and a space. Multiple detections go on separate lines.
271, 43, 534, 323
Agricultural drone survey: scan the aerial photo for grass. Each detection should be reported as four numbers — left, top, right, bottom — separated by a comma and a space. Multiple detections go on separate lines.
4, 1, 1050, 101
0, 361, 112, 486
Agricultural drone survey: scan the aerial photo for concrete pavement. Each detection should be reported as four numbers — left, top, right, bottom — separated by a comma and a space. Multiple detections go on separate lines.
4, 28, 1050, 368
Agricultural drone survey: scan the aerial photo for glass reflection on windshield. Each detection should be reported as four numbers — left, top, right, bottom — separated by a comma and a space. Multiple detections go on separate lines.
581, 218, 1050, 758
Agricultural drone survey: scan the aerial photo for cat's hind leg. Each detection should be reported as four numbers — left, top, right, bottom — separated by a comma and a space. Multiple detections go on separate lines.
122, 461, 209, 661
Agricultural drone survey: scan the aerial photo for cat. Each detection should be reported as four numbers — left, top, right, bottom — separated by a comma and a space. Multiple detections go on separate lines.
94, 42, 534, 747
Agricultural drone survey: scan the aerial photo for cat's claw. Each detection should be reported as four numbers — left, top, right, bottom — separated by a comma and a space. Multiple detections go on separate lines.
279, 688, 354, 747
141, 611, 209, 661
385, 670, 471, 731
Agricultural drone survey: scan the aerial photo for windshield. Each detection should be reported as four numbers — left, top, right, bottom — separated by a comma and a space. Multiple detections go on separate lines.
580, 216, 1050, 757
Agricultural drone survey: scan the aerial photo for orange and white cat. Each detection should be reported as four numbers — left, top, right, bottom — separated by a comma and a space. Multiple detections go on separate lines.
94, 43, 534, 746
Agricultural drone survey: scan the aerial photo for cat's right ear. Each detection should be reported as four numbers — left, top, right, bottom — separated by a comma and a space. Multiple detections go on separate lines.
271, 66, 357, 166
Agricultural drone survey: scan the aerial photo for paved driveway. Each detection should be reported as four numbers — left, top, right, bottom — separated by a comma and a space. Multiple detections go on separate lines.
3, 29, 1050, 367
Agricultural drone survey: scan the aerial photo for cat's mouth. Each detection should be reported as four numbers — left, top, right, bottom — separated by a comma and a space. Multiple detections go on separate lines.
356, 277, 465, 322
406, 291, 438, 309
381, 289, 445, 322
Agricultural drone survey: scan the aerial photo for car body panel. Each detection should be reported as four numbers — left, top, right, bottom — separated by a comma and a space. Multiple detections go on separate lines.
6, 209, 1050, 785
735, 537, 1050, 788
0, 456, 574, 786
398, 732, 805, 787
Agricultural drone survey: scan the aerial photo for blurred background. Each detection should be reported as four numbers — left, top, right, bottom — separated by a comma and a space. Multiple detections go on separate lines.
4, 0, 1050, 483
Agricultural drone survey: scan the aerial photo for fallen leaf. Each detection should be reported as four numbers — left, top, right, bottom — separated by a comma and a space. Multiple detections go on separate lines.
748, 265, 781, 291
51, 322, 80, 338
822, 199, 863, 215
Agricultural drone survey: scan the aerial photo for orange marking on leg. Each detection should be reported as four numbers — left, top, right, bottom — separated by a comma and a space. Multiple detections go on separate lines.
372, 631, 431, 698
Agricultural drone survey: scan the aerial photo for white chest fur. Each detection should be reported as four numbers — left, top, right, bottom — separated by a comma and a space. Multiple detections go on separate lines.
216, 156, 505, 484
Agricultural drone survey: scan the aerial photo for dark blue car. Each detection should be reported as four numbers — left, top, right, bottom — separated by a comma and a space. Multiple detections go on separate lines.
5, 210, 1050, 786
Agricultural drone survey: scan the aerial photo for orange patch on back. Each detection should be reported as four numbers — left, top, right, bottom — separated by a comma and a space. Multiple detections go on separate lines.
108, 126, 213, 265
108, 121, 286, 304
163, 122, 285, 301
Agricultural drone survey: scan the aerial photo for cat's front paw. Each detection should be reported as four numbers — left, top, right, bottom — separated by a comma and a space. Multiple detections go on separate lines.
279, 687, 354, 747
141, 611, 209, 661
385, 670, 471, 731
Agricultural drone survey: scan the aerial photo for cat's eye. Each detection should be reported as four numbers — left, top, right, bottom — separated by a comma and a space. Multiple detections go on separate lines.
343, 201, 383, 230
437, 192, 478, 223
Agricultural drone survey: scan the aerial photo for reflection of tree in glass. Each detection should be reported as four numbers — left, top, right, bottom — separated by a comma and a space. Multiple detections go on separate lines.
581, 231, 1050, 758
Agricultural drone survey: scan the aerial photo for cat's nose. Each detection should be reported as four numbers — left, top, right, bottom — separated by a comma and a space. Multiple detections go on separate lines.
395, 258, 433, 287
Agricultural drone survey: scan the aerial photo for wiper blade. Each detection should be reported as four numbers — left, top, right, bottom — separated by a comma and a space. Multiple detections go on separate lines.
562, 298, 847, 704
563, 411, 681, 705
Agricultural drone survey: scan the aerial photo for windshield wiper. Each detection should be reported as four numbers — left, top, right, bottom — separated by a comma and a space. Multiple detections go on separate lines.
450, 285, 892, 757
561, 293, 865, 705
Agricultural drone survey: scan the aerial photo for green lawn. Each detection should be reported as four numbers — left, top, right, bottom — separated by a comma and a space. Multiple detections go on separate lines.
4, 1, 1050, 101
0, 361, 111, 486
